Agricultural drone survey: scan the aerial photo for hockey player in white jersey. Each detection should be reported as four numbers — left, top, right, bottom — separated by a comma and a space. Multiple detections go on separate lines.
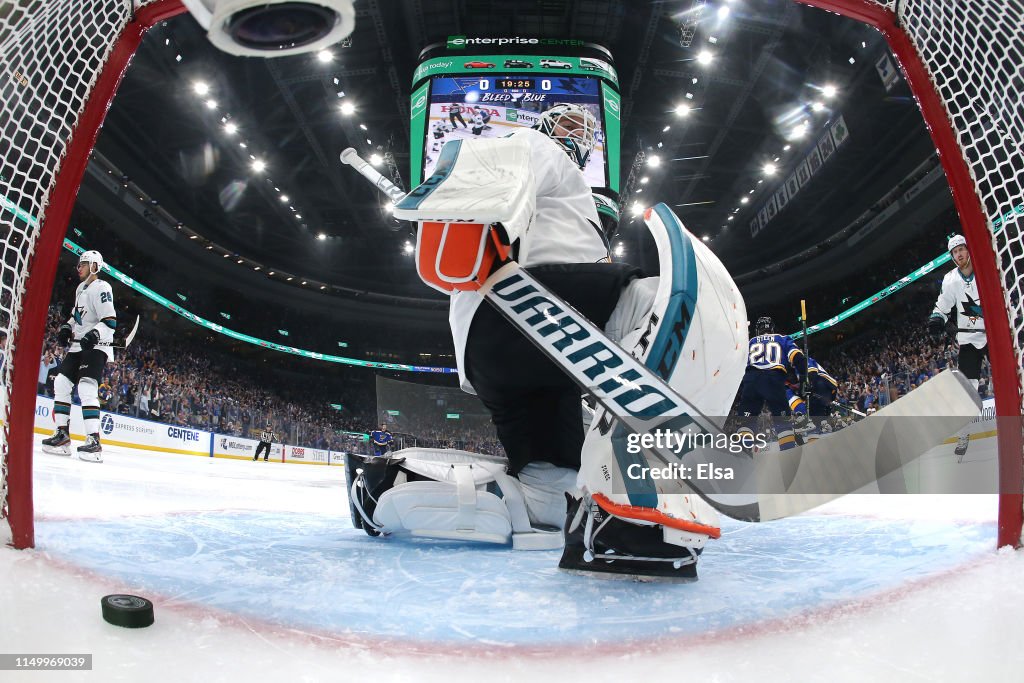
928, 234, 987, 458
41, 250, 117, 462
374, 102, 746, 580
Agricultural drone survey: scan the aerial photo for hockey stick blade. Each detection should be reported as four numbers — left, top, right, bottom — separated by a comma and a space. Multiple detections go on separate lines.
122, 315, 140, 349
479, 264, 981, 522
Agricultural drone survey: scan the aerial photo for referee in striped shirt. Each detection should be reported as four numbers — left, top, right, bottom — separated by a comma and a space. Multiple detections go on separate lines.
254, 424, 275, 462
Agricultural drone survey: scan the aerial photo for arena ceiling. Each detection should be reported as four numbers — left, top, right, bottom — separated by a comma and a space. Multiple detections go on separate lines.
85, 0, 944, 306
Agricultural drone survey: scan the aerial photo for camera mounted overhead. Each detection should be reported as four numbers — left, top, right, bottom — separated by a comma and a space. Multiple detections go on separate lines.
182, 0, 355, 57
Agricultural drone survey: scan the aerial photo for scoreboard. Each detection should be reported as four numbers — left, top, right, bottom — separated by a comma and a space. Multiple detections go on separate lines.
409, 43, 622, 198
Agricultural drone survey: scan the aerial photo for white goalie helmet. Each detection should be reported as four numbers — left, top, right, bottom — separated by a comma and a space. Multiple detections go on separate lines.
536, 103, 598, 169
947, 234, 967, 253
78, 250, 104, 275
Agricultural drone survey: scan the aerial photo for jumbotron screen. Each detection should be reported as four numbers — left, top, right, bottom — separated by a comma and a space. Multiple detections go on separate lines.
422, 74, 607, 188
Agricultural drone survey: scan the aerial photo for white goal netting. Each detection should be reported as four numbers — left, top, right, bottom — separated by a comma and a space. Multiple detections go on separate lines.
1, 0, 162, 544
1, 0, 1022, 547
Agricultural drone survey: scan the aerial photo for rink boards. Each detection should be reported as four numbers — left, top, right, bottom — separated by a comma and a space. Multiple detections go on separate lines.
11, 393, 1003, 487
25, 395, 345, 465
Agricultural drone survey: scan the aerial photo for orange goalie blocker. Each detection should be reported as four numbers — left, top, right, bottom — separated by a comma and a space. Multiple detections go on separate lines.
415, 220, 511, 294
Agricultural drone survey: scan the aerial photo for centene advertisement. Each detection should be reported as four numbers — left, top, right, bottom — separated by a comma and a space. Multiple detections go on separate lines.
33, 396, 209, 456
284, 444, 330, 465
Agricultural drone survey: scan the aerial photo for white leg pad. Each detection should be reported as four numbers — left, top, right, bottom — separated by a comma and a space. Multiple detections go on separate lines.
369, 453, 563, 550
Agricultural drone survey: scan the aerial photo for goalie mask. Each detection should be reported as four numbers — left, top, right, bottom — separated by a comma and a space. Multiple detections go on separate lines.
78, 250, 104, 275
536, 103, 598, 169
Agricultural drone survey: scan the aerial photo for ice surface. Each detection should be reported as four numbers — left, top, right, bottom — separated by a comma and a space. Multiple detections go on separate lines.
2, 441, 1022, 681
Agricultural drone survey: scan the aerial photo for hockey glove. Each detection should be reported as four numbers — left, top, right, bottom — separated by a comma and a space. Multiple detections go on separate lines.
57, 323, 73, 347
927, 314, 945, 339
80, 329, 100, 351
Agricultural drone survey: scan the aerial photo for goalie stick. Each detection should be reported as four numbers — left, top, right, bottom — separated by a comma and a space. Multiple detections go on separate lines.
340, 148, 981, 522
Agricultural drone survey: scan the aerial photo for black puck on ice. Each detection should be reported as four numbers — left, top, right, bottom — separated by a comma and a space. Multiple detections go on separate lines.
101, 594, 154, 628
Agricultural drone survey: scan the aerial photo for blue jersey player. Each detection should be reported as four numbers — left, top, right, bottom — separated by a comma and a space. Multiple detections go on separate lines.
786, 357, 839, 431
370, 423, 394, 457
737, 316, 807, 450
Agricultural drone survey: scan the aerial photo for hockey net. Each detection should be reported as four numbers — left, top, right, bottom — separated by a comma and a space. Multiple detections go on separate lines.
1, 0, 1022, 549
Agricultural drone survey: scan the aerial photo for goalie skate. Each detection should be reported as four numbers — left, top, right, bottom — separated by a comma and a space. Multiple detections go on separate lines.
558, 494, 700, 582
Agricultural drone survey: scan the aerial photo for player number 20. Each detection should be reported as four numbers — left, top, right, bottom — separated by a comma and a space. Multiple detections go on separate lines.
749, 341, 782, 366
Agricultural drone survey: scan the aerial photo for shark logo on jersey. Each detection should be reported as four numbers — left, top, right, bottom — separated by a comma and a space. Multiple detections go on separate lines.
73, 306, 84, 325
959, 293, 984, 320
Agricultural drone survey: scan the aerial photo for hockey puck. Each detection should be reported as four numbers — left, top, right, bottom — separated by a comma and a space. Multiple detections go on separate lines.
101, 594, 154, 628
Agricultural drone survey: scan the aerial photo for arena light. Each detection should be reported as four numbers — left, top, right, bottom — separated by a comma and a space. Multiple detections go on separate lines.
251, 159, 266, 172
630, 202, 643, 216
204, 98, 217, 109
740, 196, 750, 204
717, 6, 730, 19
317, 233, 326, 240
822, 84, 838, 98
811, 101, 826, 112
697, 50, 714, 66
403, 242, 414, 254
317, 49, 333, 63
295, 214, 302, 219
193, 81, 210, 96
613, 243, 625, 257
280, 195, 289, 202
369, 153, 383, 166
702, 235, 710, 241
674, 103, 691, 117
339, 101, 355, 116
223, 121, 237, 134
646, 154, 661, 168
640, 176, 649, 184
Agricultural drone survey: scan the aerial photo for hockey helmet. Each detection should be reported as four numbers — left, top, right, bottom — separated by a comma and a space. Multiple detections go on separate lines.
78, 250, 104, 275
947, 234, 967, 254
535, 103, 598, 169
755, 316, 774, 335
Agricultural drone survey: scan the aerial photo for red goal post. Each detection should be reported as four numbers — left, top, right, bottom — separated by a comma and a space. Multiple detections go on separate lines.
795, 0, 1024, 548
1, 0, 1021, 549
0, 0, 187, 549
